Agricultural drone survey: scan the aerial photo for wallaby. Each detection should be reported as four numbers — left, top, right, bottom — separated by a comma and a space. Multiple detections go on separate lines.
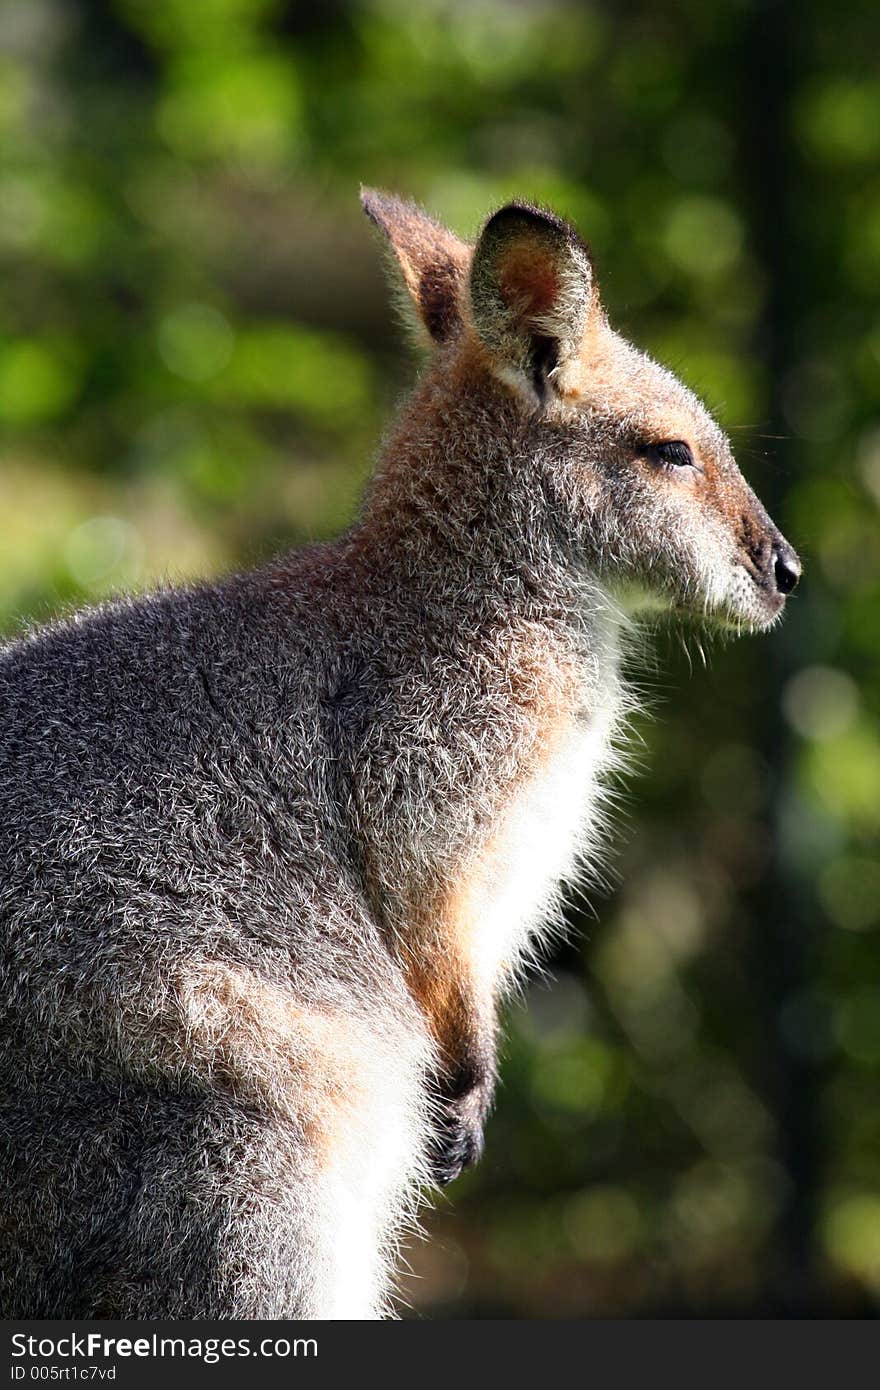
0, 190, 800, 1320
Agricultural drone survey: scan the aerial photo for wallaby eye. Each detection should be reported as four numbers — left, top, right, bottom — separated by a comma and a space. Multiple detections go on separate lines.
647, 440, 696, 470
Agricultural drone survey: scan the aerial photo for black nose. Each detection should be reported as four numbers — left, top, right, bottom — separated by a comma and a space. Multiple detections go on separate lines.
773, 541, 801, 595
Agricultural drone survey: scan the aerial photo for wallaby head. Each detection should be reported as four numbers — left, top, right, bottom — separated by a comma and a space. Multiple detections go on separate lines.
362, 189, 800, 631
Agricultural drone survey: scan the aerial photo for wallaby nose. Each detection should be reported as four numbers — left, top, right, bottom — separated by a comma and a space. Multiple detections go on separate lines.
772, 540, 801, 595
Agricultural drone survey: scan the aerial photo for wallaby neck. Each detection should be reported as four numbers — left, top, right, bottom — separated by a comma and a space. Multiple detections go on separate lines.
350, 355, 614, 650
336, 356, 631, 900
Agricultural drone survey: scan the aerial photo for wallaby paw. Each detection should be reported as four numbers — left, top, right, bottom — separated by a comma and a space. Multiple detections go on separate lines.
428, 1111, 485, 1186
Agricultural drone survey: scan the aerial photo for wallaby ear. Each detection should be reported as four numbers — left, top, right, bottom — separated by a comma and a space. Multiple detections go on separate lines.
468, 202, 596, 399
360, 187, 471, 345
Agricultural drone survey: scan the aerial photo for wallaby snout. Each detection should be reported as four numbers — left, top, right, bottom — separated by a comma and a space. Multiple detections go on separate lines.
671, 452, 802, 629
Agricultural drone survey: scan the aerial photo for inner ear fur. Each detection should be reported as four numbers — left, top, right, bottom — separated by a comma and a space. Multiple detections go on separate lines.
361, 187, 471, 344
467, 202, 596, 395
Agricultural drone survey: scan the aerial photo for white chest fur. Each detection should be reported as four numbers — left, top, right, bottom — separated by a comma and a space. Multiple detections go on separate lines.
465, 660, 623, 993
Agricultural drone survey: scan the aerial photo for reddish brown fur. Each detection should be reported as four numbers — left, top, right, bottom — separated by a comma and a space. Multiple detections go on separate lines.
398, 635, 580, 1099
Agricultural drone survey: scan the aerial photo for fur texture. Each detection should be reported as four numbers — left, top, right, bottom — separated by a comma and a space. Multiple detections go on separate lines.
0, 191, 799, 1318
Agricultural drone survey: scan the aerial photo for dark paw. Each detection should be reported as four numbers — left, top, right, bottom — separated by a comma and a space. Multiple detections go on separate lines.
428, 1110, 485, 1186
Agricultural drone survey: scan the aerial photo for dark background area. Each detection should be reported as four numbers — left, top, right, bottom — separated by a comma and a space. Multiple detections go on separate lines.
1, 0, 878, 1317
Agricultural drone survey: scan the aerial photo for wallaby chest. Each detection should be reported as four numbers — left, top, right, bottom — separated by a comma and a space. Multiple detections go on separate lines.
455, 668, 621, 992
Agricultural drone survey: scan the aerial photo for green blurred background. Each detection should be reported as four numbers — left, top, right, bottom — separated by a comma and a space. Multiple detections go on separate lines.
1, 0, 879, 1317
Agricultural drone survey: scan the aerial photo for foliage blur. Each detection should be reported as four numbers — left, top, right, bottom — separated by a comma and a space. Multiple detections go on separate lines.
1, 0, 878, 1318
